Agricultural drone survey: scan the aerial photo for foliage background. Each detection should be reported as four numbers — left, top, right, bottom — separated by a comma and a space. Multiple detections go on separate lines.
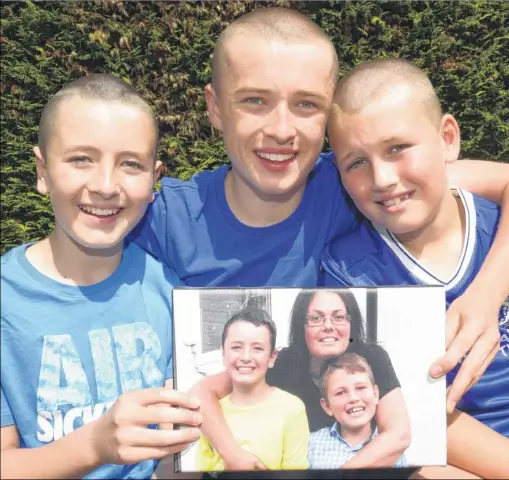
1, 0, 508, 253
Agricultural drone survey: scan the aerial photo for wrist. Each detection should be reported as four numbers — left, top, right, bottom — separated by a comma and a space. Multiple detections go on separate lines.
85, 418, 105, 469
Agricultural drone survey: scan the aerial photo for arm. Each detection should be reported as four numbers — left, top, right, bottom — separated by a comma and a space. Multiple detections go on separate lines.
447, 159, 509, 205
340, 388, 411, 468
281, 404, 310, 470
431, 182, 509, 411
189, 372, 266, 470
1, 388, 201, 480
0, 423, 101, 479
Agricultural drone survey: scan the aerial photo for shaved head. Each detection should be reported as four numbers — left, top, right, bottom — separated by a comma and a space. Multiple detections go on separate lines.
332, 58, 442, 126
39, 74, 159, 158
211, 7, 339, 93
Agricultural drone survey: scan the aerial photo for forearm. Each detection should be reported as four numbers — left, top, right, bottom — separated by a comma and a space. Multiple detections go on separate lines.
189, 374, 242, 462
466, 183, 509, 305
0, 422, 100, 479
340, 429, 410, 468
447, 409, 509, 479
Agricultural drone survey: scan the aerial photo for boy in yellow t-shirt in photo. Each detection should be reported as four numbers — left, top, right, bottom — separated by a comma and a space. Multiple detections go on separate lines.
195, 307, 310, 472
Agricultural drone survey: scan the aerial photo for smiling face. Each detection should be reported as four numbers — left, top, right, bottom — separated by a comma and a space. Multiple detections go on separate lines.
34, 97, 161, 253
304, 291, 352, 360
328, 84, 460, 238
222, 320, 278, 388
206, 35, 336, 202
321, 368, 379, 432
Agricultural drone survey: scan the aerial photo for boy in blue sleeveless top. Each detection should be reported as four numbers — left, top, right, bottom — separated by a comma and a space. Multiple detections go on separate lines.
322, 58, 509, 478
135, 8, 509, 475
0, 74, 202, 479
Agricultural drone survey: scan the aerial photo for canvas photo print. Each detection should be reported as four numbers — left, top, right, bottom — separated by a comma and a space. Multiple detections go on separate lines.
172, 286, 447, 473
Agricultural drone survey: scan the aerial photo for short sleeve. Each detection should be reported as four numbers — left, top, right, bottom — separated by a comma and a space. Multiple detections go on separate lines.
194, 434, 221, 472
1, 386, 15, 427
355, 343, 401, 398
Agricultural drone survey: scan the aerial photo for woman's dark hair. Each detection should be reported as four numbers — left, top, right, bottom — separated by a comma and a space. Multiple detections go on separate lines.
288, 289, 366, 362
221, 307, 277, 353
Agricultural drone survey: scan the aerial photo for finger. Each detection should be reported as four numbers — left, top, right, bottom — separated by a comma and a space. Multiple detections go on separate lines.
121, 445, 192, 464
446, 337, 495, 413
255, 460, 268, 471
128, 426, 201, 448
464, 342, 499, 392
126, 387, 200, 409
134, 404, 202, 427
430, 326, 481, 378
445, 309, 461, 350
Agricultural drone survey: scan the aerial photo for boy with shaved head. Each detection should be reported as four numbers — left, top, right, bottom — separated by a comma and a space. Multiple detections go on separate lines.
129, 6, 509, 476
322, 58, 509, 478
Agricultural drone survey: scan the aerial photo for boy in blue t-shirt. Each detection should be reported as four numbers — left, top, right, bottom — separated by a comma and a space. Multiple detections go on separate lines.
322, 58, 509, 478
0, 74, 202, 479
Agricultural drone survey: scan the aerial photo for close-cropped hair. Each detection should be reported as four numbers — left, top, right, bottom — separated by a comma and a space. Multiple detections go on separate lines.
211, 6, 339, 91
332, 57, 443, 126
38, 73, 159, 157
318, 352, 375, 400
221, 306, 277, 353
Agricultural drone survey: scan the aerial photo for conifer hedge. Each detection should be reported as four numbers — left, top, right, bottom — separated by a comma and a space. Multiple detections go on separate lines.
1, 0, 508, 252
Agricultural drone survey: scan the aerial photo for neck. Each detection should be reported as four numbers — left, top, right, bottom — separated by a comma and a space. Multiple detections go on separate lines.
26, 228, 123, 286
225, 170, 306, 227
395, 191, 465, 264
340, 422, 373, 448
229, 380, 273, 407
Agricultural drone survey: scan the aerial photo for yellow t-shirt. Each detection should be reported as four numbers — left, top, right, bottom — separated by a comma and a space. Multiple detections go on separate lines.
195, 387, 310, 471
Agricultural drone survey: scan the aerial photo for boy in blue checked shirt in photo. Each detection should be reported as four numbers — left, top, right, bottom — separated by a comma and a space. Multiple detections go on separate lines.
308, 353, 407, 469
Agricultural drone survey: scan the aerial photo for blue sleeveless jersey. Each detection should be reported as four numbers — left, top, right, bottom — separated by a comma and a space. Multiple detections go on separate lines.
322, 189, 509, 437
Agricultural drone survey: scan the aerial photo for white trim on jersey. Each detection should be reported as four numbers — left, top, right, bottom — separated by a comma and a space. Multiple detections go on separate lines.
373, 188, 477, 291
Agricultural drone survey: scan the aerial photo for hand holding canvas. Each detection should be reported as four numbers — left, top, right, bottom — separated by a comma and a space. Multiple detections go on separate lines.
91, 387, 202, 465
429, 285, 500, 413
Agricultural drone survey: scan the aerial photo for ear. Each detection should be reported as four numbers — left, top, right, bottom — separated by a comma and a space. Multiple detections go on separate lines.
34, 146, 49, 195
439, 114, 461, 164
150, 160, 164, 202
320, 397, 334, 417
205, 83, 223, 132
268, 349, 279, 369
373, 384, 380, 406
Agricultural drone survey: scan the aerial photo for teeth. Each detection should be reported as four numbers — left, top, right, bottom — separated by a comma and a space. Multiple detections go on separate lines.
80, 206, 120, 216
320, 338, 337, 343
347, 407, 365, 414
258, 152, 295, 162
381, 193, 410, 207
237, 367, 254, 373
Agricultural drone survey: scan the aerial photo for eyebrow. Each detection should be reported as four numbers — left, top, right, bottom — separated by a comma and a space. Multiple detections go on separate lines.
62, 146, 148, 160
233, 87, 329, 102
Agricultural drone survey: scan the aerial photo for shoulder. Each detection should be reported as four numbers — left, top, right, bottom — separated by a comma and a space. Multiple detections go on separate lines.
126, 243, 181, 288
466, 190, 501, 237
158, 167, 227, 199
274, 387, 306, 413
1, 244, 26, 276
322, 221, 391, 287
309, 425, 333, 444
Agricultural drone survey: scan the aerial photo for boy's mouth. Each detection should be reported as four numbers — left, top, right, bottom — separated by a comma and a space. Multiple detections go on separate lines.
236, 366, 256, 374
79, 205, 123, 217
376, 191, 413, 211
346, 406, 366, 416
257, 152, 297, 162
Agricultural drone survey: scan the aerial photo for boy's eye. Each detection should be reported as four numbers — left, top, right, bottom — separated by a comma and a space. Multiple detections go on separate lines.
297, 100, 317, 109
388, 144, 408, 154
123, 160, 144, 170
243, 97, 264, 105
69, 156, 91, 164
347, 158, 368, 171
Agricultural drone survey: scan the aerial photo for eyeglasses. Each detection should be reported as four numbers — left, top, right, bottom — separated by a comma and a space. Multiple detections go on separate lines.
306, 313, 351, 327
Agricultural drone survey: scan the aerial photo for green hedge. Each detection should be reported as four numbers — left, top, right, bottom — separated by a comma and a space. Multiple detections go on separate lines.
1, 0, 508, 253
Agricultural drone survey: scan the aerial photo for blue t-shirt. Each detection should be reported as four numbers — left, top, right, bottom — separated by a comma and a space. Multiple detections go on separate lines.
0, 242, 180, 479
321, 189, 509, 437
130, 153, 358, 287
